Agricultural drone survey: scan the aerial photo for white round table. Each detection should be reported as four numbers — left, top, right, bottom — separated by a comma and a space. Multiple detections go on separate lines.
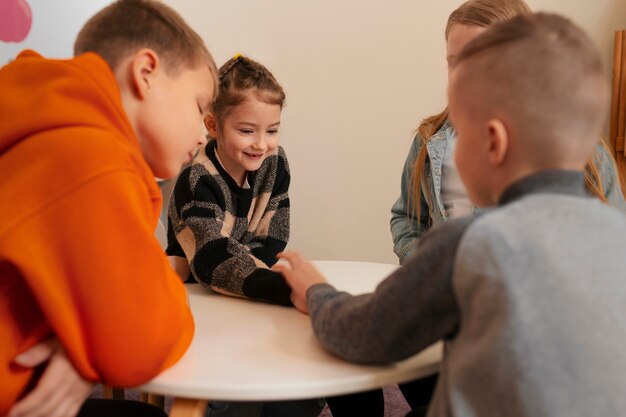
140, 260, 442, 416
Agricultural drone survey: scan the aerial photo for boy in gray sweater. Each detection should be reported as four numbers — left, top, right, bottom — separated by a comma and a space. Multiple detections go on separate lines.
275, 12, 626, 417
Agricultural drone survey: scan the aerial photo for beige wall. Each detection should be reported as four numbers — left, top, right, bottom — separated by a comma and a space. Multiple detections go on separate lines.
166, 0, 626, 264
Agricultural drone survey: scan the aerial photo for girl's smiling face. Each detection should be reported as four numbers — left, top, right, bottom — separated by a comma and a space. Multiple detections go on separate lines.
208, 92, 282, 186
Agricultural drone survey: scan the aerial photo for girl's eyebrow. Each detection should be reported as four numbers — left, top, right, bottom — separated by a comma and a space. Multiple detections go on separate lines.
235, 121, 281, 127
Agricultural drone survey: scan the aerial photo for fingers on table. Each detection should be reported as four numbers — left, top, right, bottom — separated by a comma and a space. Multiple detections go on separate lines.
277, 250, 306, 266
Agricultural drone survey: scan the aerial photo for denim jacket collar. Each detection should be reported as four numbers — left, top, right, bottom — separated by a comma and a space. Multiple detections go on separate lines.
425, 119, 456, 219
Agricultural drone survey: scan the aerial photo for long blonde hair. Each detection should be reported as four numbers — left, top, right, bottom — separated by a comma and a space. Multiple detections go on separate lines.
411, 0, 535, 220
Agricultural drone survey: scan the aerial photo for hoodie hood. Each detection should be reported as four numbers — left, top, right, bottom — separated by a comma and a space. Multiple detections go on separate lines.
0, 50, 137, 157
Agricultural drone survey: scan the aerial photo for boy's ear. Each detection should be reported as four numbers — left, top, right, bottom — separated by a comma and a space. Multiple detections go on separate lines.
486, 118, 509, 166
130, 48, 160, 100
204, 113, 219, 137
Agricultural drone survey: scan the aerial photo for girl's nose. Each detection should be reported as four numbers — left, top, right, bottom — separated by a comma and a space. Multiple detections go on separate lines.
253, 134, 267, 149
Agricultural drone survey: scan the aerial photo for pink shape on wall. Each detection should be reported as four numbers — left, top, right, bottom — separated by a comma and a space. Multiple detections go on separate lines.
0, 0, 33, 43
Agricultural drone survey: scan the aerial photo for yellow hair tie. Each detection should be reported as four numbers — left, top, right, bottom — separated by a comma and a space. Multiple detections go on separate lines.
233, 53, 243, 60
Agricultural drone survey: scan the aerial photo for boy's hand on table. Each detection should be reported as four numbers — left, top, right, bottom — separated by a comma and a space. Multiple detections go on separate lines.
274, 251, 327, 314
9, 338, 94, 417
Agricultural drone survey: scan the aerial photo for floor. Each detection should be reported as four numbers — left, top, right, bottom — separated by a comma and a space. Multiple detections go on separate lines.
91, 384, 412, 416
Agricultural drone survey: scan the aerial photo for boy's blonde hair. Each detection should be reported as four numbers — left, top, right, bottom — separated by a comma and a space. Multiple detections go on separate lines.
453, 12, 608, 166
212, 55, 286, 125
74, 0, 216, 78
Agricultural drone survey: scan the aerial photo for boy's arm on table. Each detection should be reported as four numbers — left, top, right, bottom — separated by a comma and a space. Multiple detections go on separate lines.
390, 135, 431, 264
17, 170, 194, 387
281, 218, 474, 365
169, 168, 292, 306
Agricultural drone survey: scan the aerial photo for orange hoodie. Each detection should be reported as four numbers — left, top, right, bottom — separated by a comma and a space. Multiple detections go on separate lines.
0, 51, 194, 413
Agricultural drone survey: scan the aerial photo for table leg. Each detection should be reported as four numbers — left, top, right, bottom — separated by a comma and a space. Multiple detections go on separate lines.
149, 394, 165, 409
103, 386, 125, 400
140, 393, 164, 408
168, 398, 208, 417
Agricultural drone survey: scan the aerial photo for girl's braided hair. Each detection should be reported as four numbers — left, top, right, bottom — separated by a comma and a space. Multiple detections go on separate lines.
212, 54, 285, 123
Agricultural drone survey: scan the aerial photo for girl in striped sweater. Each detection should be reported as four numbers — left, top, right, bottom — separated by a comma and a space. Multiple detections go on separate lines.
166, 54, 324, 417
167, 54, 292, 306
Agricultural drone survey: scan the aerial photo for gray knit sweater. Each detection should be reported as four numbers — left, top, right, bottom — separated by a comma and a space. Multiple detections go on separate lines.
167, 140, 292, 305
308, 170, 626, 417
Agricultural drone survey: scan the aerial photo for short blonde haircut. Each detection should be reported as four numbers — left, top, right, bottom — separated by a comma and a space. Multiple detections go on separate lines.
74, 0, 216, 79
453, 12, 609, 165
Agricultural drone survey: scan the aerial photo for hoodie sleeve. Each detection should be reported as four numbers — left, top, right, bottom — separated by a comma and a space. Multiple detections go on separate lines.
14, 169, 194, 387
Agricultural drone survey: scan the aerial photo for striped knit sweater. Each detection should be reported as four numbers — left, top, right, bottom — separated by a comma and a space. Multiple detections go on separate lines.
167, 140, 292, 305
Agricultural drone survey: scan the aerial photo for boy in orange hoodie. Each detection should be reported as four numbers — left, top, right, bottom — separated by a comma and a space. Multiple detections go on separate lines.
0, 0, 217, 415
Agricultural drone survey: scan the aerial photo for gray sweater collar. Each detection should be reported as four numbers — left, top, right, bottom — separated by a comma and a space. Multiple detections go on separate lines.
499, 170, 587, 206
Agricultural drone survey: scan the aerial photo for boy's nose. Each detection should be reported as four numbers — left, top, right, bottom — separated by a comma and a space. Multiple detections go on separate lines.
198, 132, 208, 147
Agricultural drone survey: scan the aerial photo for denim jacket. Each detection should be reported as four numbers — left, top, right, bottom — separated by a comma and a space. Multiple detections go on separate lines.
390, 120, 625, 264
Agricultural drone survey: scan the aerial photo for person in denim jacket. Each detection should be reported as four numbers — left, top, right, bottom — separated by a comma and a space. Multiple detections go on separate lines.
391, 122, 625, 264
